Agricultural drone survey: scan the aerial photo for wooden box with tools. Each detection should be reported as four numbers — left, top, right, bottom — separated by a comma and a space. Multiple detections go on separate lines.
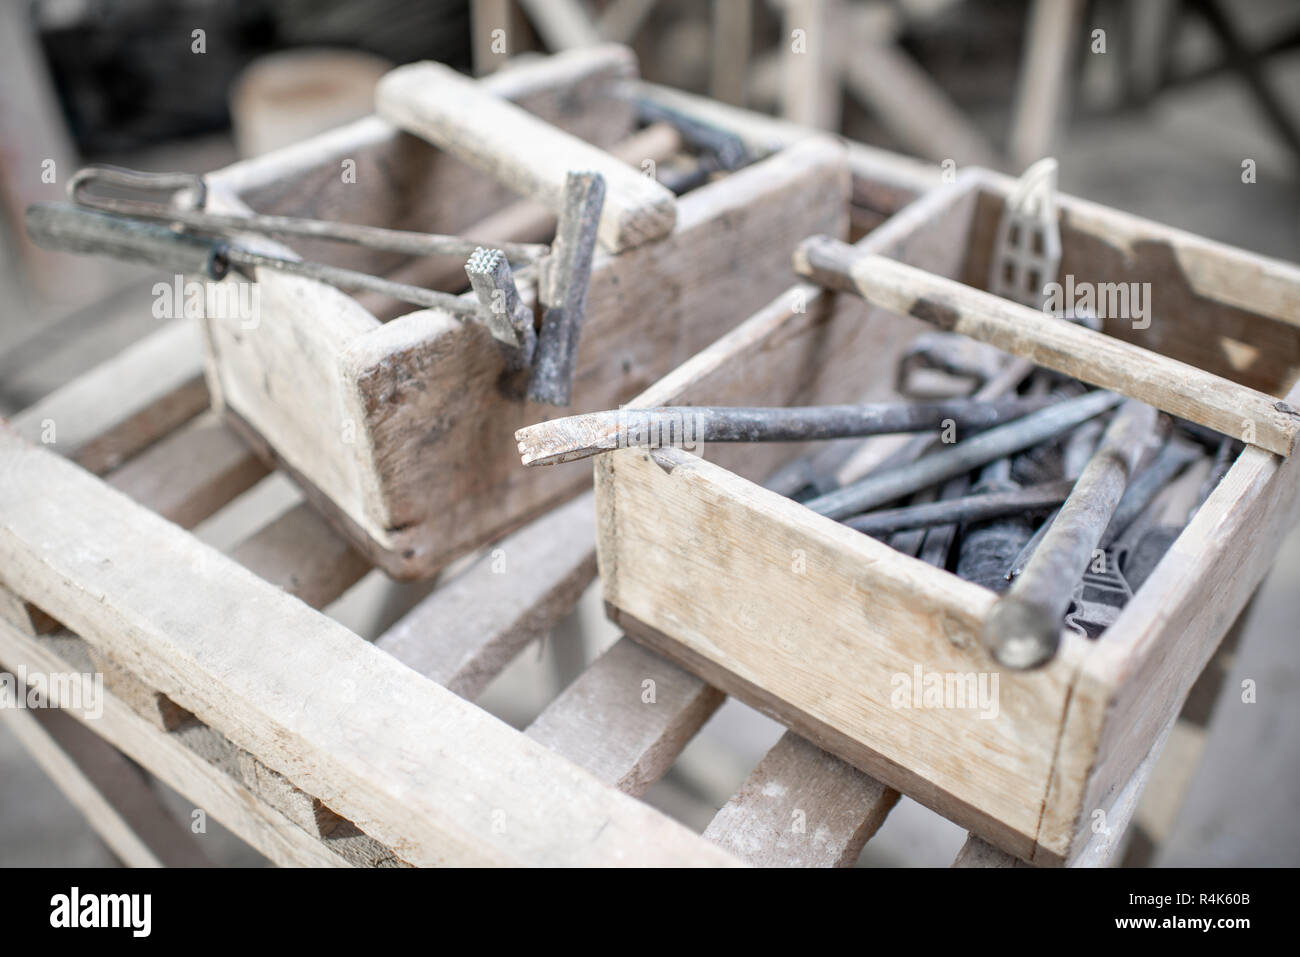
591, 163, 1300, 865
190, 44, 849, 579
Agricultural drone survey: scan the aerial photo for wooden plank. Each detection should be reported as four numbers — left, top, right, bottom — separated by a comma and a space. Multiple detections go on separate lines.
229, 503, 370, 610
472, 0, 512, 74
1008, 0, 1085, 169
345, 136, 850, 578
0, 687, 210, 867
0, 430, 740, 866
842, 33, 999, 168
704, 731, 898, 866
597, 0, 660, 43
781, 0, 841, 129
952, 834, 1027, 868
10, 319, 208, 475
526, 637, 723, 795
376, 60, 677, 253
0, 625, 352, 867
105, 411, 269, 528
797, 246, 1300, 457
710, 0, 752, 106
375, 492, 598, 700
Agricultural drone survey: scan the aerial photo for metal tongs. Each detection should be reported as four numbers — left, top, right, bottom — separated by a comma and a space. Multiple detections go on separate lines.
25, 165, 550, 352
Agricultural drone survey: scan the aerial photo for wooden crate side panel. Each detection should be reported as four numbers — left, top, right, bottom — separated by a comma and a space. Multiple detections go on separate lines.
341, 138, 852, 577
598, 447, 1084, 860
201, 260, 391, 534
962, 187, 1300, 396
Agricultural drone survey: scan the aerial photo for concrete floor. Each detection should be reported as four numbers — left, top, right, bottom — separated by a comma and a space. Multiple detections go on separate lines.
2, 17, 1299, 867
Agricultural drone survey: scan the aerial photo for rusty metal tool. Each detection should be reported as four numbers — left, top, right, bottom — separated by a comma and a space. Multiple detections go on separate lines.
528, 171, 606, 406
515, 394, 1059, 466
26, 202, 486, 320
68, 164, 550, 264
983, 400, 1159, 669
803, 390, 1122, 521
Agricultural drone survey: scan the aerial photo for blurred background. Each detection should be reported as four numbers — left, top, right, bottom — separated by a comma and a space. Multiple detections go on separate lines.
1, 0, 1298, 867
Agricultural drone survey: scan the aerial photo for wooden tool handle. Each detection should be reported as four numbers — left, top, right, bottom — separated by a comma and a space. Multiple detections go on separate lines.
376, 61, 677, 254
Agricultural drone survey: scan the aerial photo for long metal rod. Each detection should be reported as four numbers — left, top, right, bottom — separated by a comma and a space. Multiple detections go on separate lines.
843, 479, 1074, 536
803, 390, 1123, 521
70, 166, 548, 262
982, 400, 1158, 669
515, 395, 1059, 466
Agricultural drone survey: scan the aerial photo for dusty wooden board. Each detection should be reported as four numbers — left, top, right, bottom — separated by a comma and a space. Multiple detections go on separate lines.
105, 411, 269, 529
8, 319, 208, 475
525, 636, 724, 796
0, 430, 739, 867
340, 136, 850, 577
375, 492, 598, 700
376, 60, 677, 252
705, 731, 899, 867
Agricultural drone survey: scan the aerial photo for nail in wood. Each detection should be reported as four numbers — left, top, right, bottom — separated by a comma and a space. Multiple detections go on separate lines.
528, 171, 606, 406
983, 400, 1159, 669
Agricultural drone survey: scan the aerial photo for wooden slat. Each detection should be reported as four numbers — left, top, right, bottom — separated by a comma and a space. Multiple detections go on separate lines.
704, 731, 899, 867
229, 503, 370, 610
781, 0, 841, 129
375, 492, 598, 700
376, 60, 676, 253
0, 430, 739, 866
526, 637, 724, 795
1008, 0, 1085, 169
0, 682, 210, 867
106, 411, 270, 527
710, 0, 752, 106
952, 834, 1027, 868
10, 319, 208, 475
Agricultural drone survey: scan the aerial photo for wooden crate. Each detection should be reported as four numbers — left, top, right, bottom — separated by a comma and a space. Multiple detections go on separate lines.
196, 44, 850, 580
594, 161, 1300, 865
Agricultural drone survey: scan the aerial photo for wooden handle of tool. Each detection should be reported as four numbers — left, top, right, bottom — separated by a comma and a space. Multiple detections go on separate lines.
376, 61, 677, 254
793, 237, 1300, 458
